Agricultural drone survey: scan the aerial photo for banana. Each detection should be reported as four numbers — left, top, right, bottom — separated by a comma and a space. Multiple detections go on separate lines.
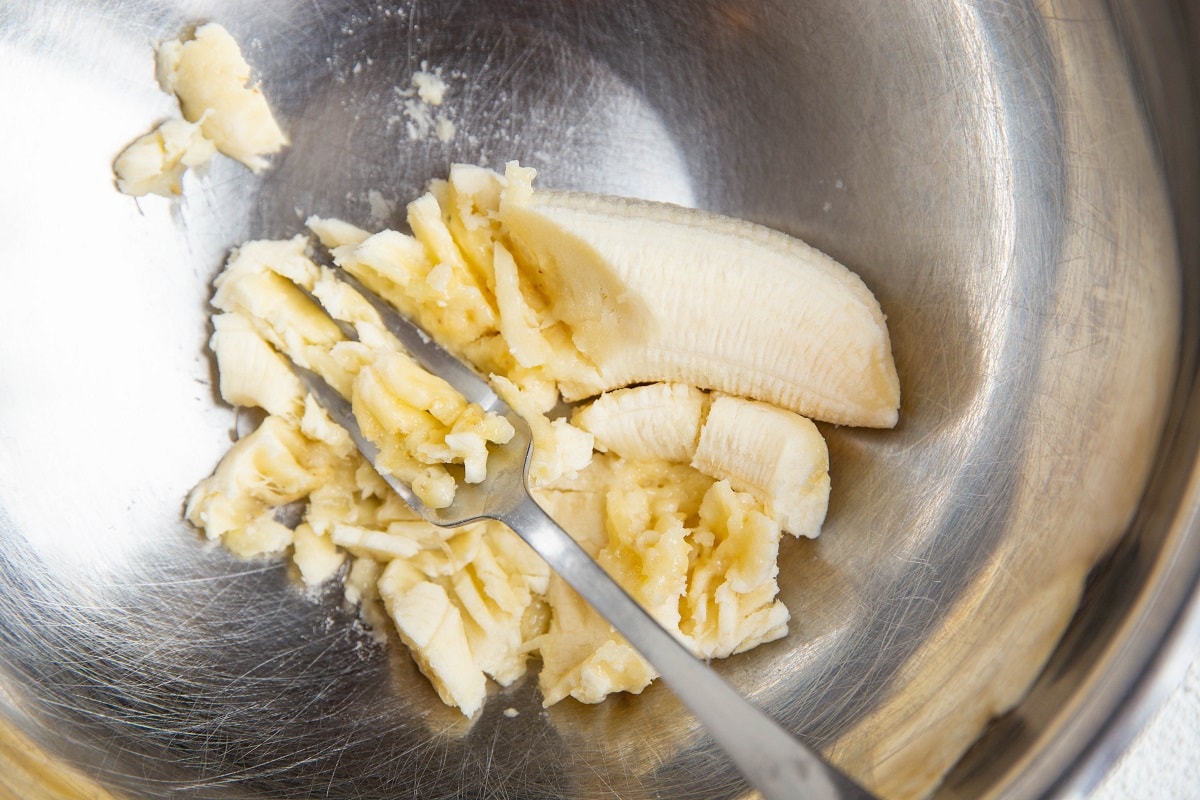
533, 460, 791, 702
493, 242, 554, 368
377, 559, 488, 717
574, 385, 830, 538
185, 414, 348, 556
113, 117, 216, 197
292, 523, 346, 587
307, 215, 371, 249
692, 395, 830, 539
492, 376, 594, 486
535, 573, 659, 705
156, 23, 288, 173
432, 164, 507, 290
208, 311, 304, 418
572, 383, 706, 463
498, 169, 900, 428
115, 24, 287, 196
186, 159, 897, 716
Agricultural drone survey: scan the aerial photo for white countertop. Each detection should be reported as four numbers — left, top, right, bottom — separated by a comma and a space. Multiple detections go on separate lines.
1091, 653, 1200, 799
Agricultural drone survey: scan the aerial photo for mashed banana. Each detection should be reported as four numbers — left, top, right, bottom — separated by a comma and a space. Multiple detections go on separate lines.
188, 163, 833, 716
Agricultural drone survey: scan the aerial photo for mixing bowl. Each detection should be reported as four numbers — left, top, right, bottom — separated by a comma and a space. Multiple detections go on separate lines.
2, 1, 1198, 797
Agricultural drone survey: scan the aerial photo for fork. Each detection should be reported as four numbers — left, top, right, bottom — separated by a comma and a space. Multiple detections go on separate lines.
289, 265, 877, 800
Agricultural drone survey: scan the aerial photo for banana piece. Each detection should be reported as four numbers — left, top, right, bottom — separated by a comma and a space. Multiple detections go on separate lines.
378, 559, 488, 717
375, 524, 550, 715
573, 385, 830, 538
534, 460, 791, 702
114, 24, 287, 196
534, 574, 658, 705
498, 169, 900, 428
307, 215, 372, 249
292, 523, 346, 587
572, 383, 705, 462
185, 414, 345, 556
112, 116, 216, 197
692, 395, 830, 539
683, 479, 790, 657
156, 23, 288, 172
493, 242, 554, 368
433, 164, 507, 289
208, 312, 304, 418
491, 376, 594, 487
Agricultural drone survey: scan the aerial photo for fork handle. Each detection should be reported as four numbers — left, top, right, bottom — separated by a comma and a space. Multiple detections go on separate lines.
500, 495, 877, 800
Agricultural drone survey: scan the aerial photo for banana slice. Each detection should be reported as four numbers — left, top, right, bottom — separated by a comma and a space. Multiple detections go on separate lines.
498, 174, 900, 428
692, 395, 830, 539
573, 383, 706, 462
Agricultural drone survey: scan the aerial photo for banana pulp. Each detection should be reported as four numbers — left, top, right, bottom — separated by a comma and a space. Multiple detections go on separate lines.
188, 162, 899, 716
114, 23, 288, 197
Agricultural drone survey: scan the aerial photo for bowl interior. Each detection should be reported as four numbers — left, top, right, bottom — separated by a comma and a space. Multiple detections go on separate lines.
0, 1, 1194, 798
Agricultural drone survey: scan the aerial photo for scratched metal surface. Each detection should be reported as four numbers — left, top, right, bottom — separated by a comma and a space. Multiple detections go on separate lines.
0, 1, 1198, 798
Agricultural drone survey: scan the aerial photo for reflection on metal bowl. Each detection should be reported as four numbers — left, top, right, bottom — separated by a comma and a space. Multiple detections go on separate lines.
0, 1, 1197, 798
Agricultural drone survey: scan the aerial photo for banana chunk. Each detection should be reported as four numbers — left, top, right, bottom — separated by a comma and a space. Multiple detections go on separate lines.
378, 560, 488, 717
499, 176, 900, 428
692, 395, 830, 539
112, 116, 216, 197
157, 23, 288, 172
575, 384, 830, 538
114, 23, 287, 196
573, 383, 706, 462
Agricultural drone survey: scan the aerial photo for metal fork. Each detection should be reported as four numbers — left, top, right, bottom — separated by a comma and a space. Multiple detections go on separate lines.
290, 265, 876, 800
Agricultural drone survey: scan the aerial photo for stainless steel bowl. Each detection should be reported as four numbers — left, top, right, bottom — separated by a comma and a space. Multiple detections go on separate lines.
2, 1, 1198, 798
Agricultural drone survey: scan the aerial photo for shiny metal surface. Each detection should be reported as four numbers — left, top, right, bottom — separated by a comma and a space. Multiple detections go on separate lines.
0, 2, 1197, 800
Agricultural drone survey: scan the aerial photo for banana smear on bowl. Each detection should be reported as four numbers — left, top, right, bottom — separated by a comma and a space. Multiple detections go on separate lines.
186, 160, 900, 717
